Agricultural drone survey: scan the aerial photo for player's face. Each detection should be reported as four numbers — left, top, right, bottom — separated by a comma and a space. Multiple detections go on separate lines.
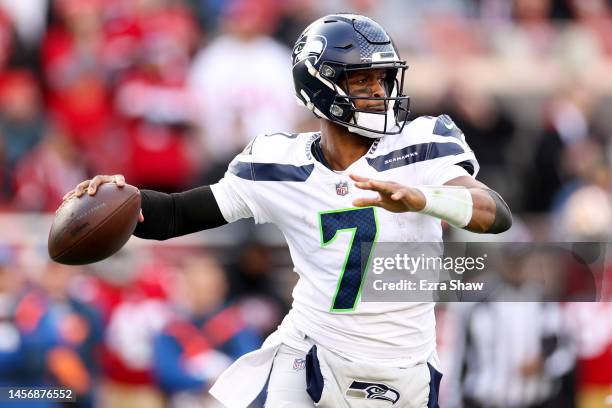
345, 68, 388, 112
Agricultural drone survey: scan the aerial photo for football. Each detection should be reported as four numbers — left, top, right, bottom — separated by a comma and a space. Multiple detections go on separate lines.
48, 184, 141, 265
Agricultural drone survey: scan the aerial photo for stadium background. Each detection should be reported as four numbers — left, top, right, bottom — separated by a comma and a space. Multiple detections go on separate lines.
0, 0, 610, 406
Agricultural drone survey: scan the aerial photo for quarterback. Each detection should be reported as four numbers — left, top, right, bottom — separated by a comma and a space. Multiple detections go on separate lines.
67, 14, 511, 408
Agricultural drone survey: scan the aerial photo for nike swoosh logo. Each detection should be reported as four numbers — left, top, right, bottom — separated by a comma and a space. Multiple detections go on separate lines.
444, 121, 454, 130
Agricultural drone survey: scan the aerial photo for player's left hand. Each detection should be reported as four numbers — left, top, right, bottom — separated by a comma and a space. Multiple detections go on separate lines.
350, 174, 426, 213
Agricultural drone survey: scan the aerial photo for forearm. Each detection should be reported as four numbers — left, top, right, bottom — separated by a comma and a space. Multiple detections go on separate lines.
465, 188, 512, 234
133, 186, 227, 240
414, 185, 511, 234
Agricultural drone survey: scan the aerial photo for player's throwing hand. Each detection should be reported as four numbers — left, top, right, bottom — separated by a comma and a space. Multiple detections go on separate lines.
350, 174, 427, 213
61, 174, 144, 222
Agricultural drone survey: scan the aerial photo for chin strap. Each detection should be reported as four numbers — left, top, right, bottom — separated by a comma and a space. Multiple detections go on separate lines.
348, 108, 399, 138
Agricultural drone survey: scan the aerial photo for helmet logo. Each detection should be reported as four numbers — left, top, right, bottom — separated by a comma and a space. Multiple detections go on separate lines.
292, 35, 327, 65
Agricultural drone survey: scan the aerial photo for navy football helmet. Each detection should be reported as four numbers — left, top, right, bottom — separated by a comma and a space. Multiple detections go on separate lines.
292, 14, 409, 138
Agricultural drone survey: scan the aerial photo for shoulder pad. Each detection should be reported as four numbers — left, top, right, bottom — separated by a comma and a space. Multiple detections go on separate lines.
228, 132, 315, 182
432, 114, 464, 140
381, 115, 454, 150
249, 132, 309, 164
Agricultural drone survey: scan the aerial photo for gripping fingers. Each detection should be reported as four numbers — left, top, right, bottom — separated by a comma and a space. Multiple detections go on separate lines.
87, 176, 104, 195
88, 174, 125, 195
114, 175, 126, 187
74, 180, 91, 198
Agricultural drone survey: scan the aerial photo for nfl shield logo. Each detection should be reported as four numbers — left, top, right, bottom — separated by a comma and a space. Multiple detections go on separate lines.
293, 358, 306, 371
336, 181, 349, 196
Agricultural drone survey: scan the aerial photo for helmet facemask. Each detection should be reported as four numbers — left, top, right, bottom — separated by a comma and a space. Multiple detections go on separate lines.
302, 59, 410, 139
330, 63, 410, 138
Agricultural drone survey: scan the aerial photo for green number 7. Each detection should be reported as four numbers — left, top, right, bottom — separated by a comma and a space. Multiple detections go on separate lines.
319, 207, 379, 312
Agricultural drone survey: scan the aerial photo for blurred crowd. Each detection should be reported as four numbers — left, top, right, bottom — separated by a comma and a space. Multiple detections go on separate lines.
0, 0, 608, 225
0, 242, 290, 407
0, 0, 610, 407
0, 241, 610, 408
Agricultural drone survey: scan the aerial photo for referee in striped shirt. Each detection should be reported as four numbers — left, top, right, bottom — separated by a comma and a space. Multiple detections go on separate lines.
444, 253, 576, 408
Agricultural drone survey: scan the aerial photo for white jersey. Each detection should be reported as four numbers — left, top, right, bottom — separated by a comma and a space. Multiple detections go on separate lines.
211, 115, 479, 367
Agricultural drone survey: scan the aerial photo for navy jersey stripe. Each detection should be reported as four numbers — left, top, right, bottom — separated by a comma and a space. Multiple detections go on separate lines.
228, 160, 254, 180
366, 142, 465, 172
230, 161, 314, 182
305, 345, 324, 403
427, 363, 443, 408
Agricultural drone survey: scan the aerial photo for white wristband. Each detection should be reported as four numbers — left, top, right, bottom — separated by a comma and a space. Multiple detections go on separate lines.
414, 185, 473, 228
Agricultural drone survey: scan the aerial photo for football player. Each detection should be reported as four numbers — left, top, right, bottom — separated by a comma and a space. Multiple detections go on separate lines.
66, 14, 512, 408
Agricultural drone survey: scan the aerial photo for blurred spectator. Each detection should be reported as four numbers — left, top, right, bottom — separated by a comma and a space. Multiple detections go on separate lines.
12, 125, 86, 211
564, 302, 612, 408
0, 5, 40, 70
555, 183, 612, 241
0, 139, 5, 204
491, 0, 558, 58
42, 0, 115, 149
0, 8, 16, 69
0, 246, 24, 392
188, 0, 299, 183
272, 0, 319, 48
114, 0, 200, 191
153, 253, 260, 407
0, 247, 54, 408
553, 166, 611, 301
227, 242, 288, 338
554, 153, 612, 406
95, 256, 173, 408
438, 83, 516, 200
0, 0, 47, 46
523, 84, 599, 213
568, 0, 612, 56
183, 0, 227, 39
0, 70, 45, 198
0, 0, 47, 67
14, 262, 103, 407
440, 85, 515, 168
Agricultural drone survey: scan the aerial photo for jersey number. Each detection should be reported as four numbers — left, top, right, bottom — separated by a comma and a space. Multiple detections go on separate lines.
319, 207, 379, 312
